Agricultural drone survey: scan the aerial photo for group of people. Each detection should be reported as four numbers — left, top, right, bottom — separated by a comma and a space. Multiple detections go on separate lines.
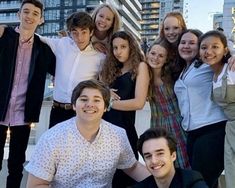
0, 0, 235, 188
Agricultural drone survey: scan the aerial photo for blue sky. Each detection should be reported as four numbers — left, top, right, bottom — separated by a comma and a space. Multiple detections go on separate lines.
186, 0, 223, 32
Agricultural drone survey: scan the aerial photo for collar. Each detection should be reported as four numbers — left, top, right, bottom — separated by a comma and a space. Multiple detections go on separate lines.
15, 26, 34, 44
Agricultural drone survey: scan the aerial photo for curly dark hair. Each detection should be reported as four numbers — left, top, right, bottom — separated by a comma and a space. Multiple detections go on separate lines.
100, 31, 145, 85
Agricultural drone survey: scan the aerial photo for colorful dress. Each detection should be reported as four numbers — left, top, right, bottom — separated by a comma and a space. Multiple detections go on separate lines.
150, 84, 190, 169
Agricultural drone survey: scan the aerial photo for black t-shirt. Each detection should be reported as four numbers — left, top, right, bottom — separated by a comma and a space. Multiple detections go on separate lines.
132, 168, 208, 188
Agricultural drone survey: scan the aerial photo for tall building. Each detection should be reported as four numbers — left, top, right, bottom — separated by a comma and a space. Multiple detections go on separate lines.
222, 0, 235, 43
213, 13, 223, 29
140, 0, 160, 42
159, 0, 184, 23
212, 0, 235, 52
0, 0, 142, 39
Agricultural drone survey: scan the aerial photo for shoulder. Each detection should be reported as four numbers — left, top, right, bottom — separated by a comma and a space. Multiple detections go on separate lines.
101, 119, 126, 135
0, 25, 8, 37
41, 118, 76, 142
138, 61, 148, 69
179, 169, 208, 188
101, 119, 128, 139
132, 176, 156, 188
0, 26, 16, 38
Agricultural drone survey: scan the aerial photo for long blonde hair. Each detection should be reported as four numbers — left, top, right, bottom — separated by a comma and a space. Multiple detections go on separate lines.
92, 3, 122, 42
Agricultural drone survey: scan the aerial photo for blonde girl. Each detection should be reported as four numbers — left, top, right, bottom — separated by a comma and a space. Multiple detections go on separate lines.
91, 3, 122, 53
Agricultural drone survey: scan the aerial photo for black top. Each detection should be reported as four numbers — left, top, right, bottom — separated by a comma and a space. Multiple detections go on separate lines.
132, 168, 208, 188
102, 72, 138, 158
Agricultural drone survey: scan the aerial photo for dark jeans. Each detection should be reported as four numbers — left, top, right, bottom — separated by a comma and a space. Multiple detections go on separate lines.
49, 106, 76, 128
0, 125, 31, 188
187, 121, 226, 188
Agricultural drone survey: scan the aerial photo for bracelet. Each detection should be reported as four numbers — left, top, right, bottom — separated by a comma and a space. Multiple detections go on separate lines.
107, 99, 114, 111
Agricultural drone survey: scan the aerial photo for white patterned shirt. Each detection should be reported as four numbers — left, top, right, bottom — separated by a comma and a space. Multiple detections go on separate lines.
25, 117, 136, 188
39, 36, 106, 103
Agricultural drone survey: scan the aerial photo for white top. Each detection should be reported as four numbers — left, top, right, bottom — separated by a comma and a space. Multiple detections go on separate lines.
213, 63, 235, 89
40, 36, 106, 103
25, 117, 136, 188
174, 62, 227, 131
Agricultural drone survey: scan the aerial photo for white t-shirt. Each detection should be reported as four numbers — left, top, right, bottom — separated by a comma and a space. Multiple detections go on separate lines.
25, 117, 136, 188
40, 36, 106, 103
213, 63, 235, 89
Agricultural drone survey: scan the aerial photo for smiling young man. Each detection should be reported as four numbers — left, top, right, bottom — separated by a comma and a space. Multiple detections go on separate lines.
133, 128, 208, 188
38, 11, 106, 128
0, 0, 55, 187
25, 79, 150, 188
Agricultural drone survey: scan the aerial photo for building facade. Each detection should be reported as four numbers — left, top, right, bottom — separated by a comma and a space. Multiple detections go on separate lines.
222, 0, 235, 44
140, 0, 160, 42
0, 0, 142, 39
212, 0, 235, 52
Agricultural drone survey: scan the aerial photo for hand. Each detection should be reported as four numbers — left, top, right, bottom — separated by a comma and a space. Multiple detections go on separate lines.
110, 89, 120, 101
93, 42, 108, 54
228, 55, 235, 71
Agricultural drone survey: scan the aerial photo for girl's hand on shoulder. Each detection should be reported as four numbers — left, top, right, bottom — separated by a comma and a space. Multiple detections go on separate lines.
110, 89, 120, 100
228, 55, 235, 71
93, 42, 108, 54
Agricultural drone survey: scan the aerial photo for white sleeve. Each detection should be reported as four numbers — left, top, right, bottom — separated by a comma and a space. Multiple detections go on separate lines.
228, 69, 235, 85
116, 130, 137, 169
38, 35, 60, 54
24, 132, 57, 182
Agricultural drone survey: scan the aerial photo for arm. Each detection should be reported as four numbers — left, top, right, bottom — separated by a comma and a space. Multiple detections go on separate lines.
27, 174, 50, 188
111, 62, 150, 111
123, 161, 150, 182
93, 41, 108, 54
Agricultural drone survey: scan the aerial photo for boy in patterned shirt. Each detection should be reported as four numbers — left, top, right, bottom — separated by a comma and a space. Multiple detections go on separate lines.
25, 79, 150, 188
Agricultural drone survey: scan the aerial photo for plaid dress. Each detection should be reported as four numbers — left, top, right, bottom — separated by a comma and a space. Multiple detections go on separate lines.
150, 84, 190, 169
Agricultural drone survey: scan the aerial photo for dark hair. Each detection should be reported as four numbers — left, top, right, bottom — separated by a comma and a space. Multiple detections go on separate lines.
216, 27, 224, 32
100, 31, 145, 85
71, 79, 110, 108
66, 12, 95, 32
172, 29, 203, 80
20, 0, 44, 15
137, 127, 177, 157
199, 30, 231, 64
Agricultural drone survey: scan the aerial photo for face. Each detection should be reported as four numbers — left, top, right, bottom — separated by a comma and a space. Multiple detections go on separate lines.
18, 3, 43, 31
70, 28, 93, 50
178, 32, 199, 63
112, 37, 130, 63
143, 138, 176, 181
200, 36, 228, 66
147, 44, 168, 70
73, 88, 106, 124
163, 16, 183, 44
95, 7, 114, 32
